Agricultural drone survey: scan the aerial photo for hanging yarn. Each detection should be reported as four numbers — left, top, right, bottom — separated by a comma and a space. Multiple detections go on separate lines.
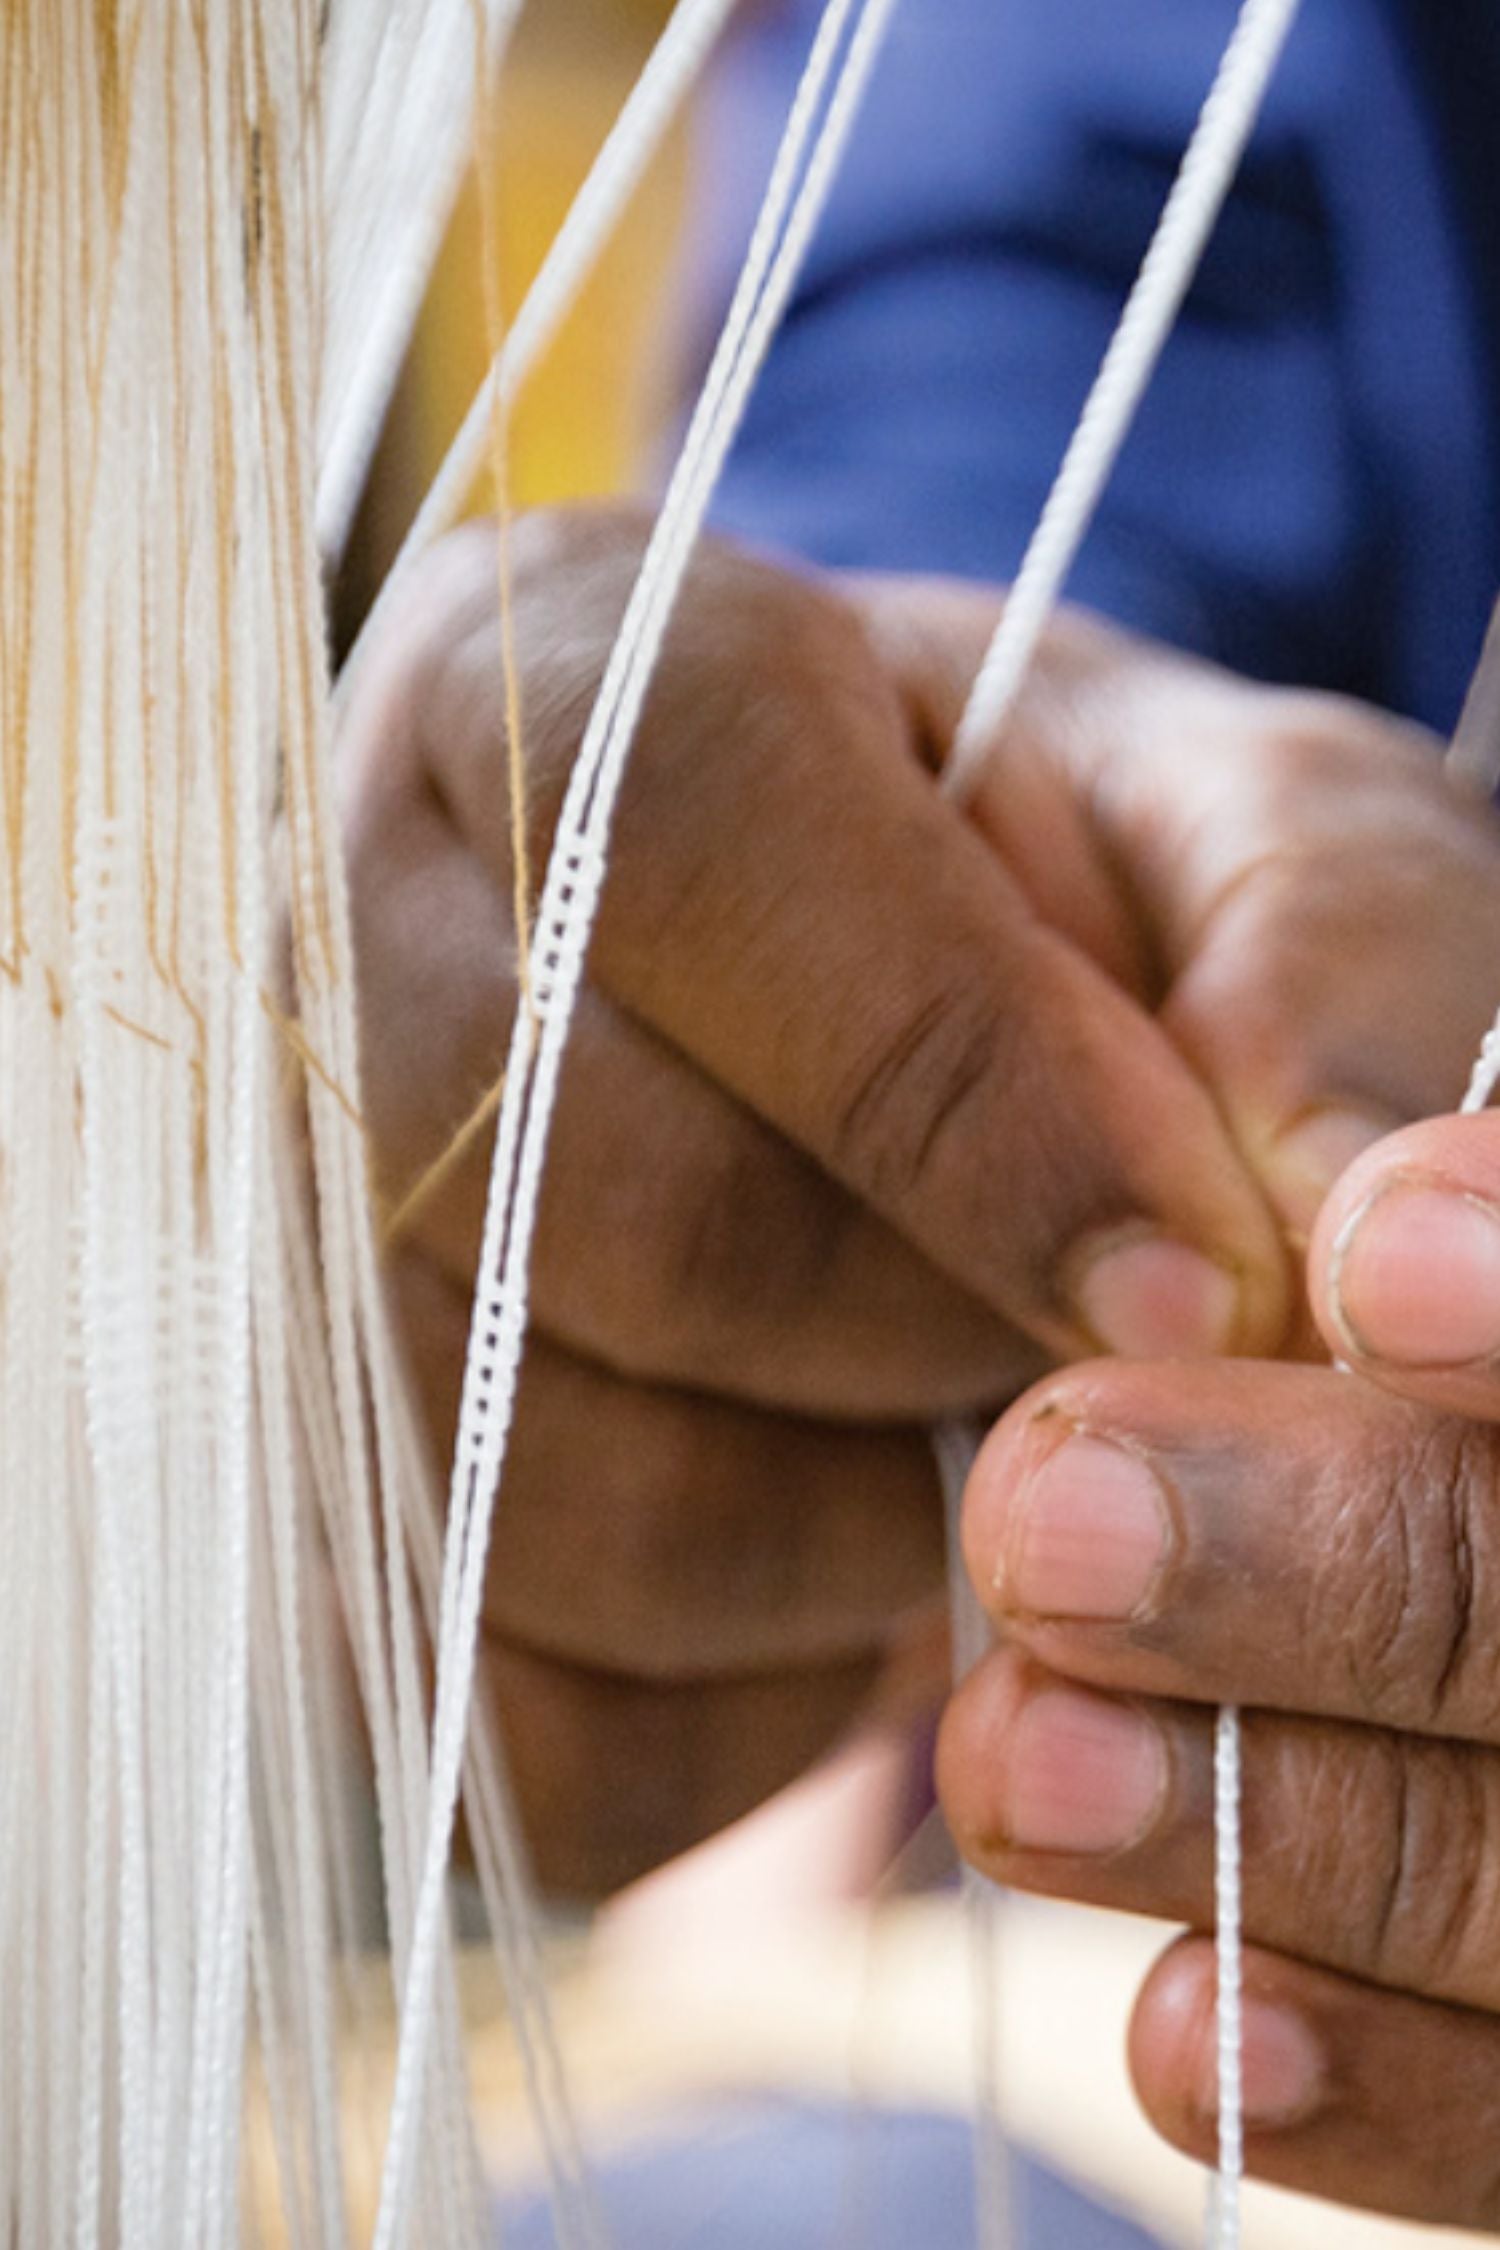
0, 0, 1393, 2244
0, 7, 593, 2240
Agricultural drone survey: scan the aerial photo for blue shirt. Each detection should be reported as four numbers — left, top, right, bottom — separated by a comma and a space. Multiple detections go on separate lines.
706, 0, 1500, 731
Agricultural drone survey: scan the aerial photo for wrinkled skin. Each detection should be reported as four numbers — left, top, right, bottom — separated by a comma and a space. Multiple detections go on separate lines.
942, 1113, 1500, 2233
341, 507, 1500, 2227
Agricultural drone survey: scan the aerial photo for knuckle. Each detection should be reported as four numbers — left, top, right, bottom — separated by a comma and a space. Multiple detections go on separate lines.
1340, 1418, 1500, 1733
500, 1388, 714, 1679
1251, 693, 1429, 799
651, 1122, 846, 1372
606, 558, 886, 954
829, 981, 1003, 1207
575, 1394, 817, 1653
1215, 697, 1445, 900
412, 511, 650, 847
1468, 2126, 1500, 2234
1254, 719, 1343, 819
1357, 1730, 1500, 2003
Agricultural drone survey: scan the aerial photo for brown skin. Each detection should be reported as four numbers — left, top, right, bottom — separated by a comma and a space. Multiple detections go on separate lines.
342, 492, 1500, 2156
942, 1118, 1500, 2233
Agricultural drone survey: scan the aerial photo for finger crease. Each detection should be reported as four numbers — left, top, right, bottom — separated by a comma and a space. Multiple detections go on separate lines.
1367, 1735, 1414, 1979
1432, 1453, 1478, 1719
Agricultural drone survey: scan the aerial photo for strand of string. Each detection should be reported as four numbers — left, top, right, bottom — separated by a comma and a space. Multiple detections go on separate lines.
0, 5, 578, 2240
339, 0, 738, 719
1449, 596, 1500, 1113
316, 0, 526, 562
936, 1421, 1014, 2250
469, 0, 537, 1010
419, 0, 896, 1795
935, 3, 1305, 2242
368, 0, 907, 2234
1461, 1012, 1500, 1117
1205, 1709, 1244, 2249
452, 14, 608, 2241
944, 0, 1305, 808
380, 1069, 507, 1249
364, 0, 567, 1251
457, 36, 607, 2237
1445, 591, 1500, 804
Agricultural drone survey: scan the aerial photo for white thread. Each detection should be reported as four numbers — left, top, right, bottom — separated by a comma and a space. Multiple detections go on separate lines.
1460, 1021, 1500, 1116
370, 0, 904, 2233
930, 12, 1302, 2234
946, 0, 1305, 805
317, 0, 526, 561
1451, 636, 1500, 1103
339, 0, 737, 692
1445, 592, 1500, 802
1210, 1706, 1244, 2250
2, 9, 575, 2236
937, 1422, 1014, 2250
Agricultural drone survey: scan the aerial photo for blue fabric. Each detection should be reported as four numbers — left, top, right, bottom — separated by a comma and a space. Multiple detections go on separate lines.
703, 0, 1500, 732
496, 2100, 1166, 2248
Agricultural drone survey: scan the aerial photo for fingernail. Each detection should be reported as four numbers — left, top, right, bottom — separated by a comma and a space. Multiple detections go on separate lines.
1332, 1180, 1500, 1366
1073, 1231, 1240, 1358
1202, 1997, 1327, 2129
998, 1684, 1166, 1855
1004, 1435, 1171, 1621
1268, 1105, 1394, 1234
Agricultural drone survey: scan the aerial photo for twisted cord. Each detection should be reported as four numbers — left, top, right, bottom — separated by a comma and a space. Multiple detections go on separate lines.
945, 0, 1305, 806
370, 0, 905, 2236
929, 10, 1305, 2238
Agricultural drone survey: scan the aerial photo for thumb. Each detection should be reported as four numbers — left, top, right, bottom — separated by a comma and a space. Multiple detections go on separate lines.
1311, 1109, 1500, 1420
858, 569, 1500, 1264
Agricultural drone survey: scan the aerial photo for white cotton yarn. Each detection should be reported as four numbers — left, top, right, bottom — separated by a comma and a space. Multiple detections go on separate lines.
0, 6, 599, 2240
944, 0, 1306, 812
937, 1421, 1016, 2250
342, 0, 742, 706
931, 3, 1305, 2236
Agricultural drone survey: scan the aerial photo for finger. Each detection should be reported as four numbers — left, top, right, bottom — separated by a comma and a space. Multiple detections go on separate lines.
1148, 695, 1500, 1238
511, 999, 1042, 1417
1310, 1112, 1500, 1421
486, 1632, 883, 1897
1130, 1934, 1500, 2232
353, 847, 1039, 1417
937, 1643, 1500, 2016
393, 1247, 946, 1678
960, 1356, 1500, 1742
933, 591, 1500, 1241
842, 572, 1155, 994
410, 512, 1290, 1362
343, 540, 1038, 1420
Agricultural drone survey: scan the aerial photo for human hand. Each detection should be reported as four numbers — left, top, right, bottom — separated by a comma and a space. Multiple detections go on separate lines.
940, 1110, 1500, 2230
340, 503, 1500, 1893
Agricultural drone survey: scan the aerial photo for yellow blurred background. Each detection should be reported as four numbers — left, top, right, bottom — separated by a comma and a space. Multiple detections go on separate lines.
338, 0, 689, 641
